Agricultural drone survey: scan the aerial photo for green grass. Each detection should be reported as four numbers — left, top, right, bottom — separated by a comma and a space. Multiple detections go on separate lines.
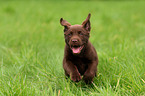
0, 1, 145, 96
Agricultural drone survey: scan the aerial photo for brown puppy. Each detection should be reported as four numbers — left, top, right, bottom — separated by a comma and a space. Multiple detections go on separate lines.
60, 13, 98, 84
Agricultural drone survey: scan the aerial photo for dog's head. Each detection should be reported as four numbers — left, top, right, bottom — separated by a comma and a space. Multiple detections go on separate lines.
60, 13, 91, 55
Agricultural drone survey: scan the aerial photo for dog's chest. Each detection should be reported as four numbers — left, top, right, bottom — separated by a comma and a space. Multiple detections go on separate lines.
72, 57, 90, 75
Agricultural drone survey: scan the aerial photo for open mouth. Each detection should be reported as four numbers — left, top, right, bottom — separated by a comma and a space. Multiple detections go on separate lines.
71, 45, 84, 54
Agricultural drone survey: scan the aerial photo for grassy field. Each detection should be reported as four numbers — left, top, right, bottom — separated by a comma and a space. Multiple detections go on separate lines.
0, 1, 145, 96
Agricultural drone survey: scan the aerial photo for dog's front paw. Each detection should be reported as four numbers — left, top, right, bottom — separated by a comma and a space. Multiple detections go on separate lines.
71, 73, 82, 82
83, 72, 95, 84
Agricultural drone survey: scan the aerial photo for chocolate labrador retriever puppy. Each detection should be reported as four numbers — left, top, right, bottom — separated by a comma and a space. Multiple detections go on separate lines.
60, 13, 98, 84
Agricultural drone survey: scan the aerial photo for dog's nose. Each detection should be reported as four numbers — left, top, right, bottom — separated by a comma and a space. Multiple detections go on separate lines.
72, 39, 78, 43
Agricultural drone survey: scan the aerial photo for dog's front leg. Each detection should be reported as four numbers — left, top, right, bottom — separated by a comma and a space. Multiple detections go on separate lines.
83, 61, 97, 84
63, 61, 82, 82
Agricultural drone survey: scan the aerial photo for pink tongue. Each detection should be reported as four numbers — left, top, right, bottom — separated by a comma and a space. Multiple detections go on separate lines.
72, 47, 80, 54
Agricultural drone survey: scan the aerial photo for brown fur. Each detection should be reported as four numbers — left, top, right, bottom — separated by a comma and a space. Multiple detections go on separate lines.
60, 13, 98, 84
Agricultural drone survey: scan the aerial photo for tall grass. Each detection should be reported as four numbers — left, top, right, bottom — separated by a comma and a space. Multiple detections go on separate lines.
0, 1, 145, 95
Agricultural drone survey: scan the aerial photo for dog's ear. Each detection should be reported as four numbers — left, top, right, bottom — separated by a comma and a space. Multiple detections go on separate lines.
82, 13, 91, 32
60, 18, 71, 32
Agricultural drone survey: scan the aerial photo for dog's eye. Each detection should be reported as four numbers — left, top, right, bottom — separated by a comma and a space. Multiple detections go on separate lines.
78, 31, 83, 36
68, 33, 72, 37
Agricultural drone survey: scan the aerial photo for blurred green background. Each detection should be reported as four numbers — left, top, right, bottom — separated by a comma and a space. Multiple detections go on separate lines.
0, 1, 145, 96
